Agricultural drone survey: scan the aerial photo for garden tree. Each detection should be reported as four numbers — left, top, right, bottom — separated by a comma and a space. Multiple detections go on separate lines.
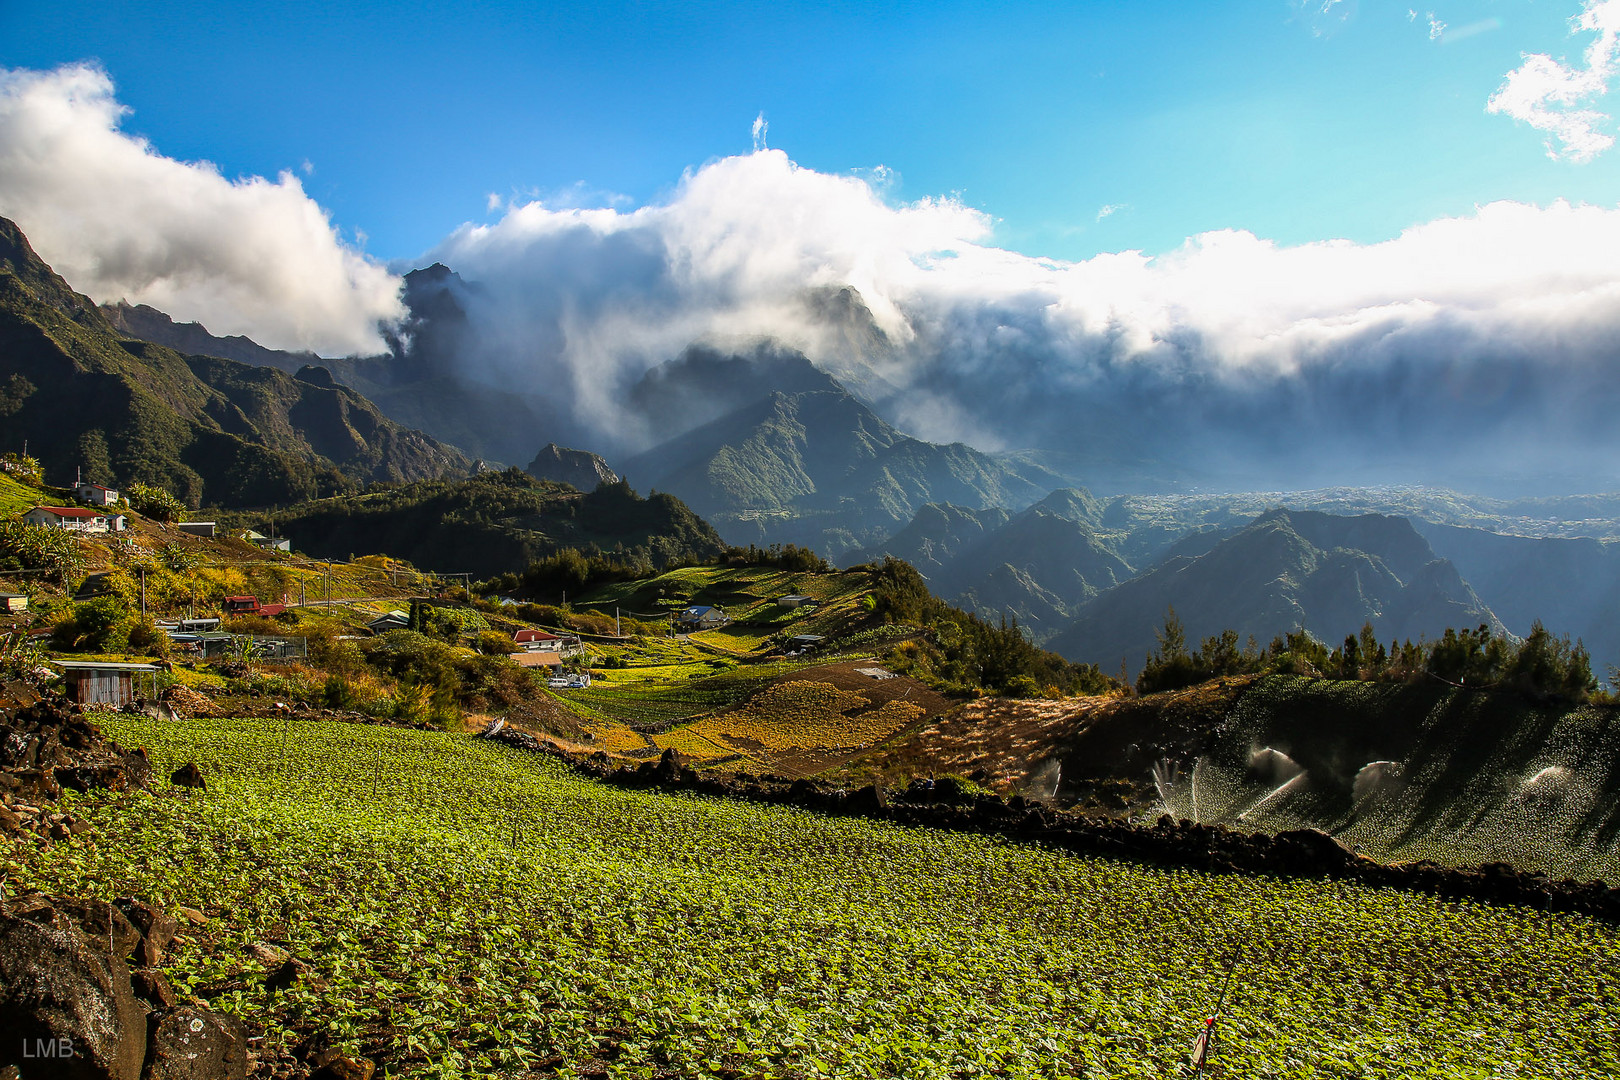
1503, 621, 1596, 700
52, 597, 133, 652
0, 520, 85, 584
477, 630, 516, 655
125, 481, 186, 522
720, 543, 830, 573
1136, 617, 1267, 693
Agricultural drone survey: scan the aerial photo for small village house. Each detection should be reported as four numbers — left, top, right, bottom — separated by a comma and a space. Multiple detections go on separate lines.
74, 482, 119, 507
673, 604, 728, 630
242, 529, 292, 552
367, 610, 411, 633
0, 593, 27, 614
176, 521, 217, 538
23, 506, 119, 533
513, 628, 562, 649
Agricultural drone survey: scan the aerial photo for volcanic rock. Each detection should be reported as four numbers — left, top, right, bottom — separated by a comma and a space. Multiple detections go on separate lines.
141, 1006, 246, 1080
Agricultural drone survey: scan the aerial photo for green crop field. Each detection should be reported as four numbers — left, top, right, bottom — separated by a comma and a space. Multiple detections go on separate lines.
7, 716, 1618, 1079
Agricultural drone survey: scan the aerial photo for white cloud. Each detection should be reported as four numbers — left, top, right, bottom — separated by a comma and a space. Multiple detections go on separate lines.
751, 112, 768, 151
1488, 0, 1620, 162
1294, 0, 1357, 38
1095, 203, 1127, 222
0, 63, 403, 354
1428, 12, 1447, 41
423, 146, 1620, 460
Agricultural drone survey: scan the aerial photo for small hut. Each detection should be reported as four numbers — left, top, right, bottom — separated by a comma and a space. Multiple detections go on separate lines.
51, 660, 160, 708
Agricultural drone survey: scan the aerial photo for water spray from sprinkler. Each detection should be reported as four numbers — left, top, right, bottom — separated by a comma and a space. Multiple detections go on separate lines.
1237, 772, 1308, 822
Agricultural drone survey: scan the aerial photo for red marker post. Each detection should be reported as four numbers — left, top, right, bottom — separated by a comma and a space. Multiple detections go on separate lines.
1188, 945, 1242, 1075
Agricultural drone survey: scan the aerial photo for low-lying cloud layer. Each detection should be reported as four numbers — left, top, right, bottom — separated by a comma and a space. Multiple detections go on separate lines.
7, 63, 1620, 489
0, 64, 402, 354
429, 148, 1620, 486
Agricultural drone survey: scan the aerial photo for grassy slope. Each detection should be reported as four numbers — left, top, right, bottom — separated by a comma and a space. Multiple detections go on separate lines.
0, 471, 46, 517
7, 717, 1616, 1079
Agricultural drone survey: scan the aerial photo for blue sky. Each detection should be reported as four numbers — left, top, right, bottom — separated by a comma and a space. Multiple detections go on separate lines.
4, 0, 1615, 264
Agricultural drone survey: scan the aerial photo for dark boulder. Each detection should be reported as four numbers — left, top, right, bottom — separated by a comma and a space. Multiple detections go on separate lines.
113, 900, 177, 969
844, 784, 888, 815
1271, 828, 1357, 876
130, 970, 176, 1011
0, 898, 148, 1080
169, 764, 204, 790
141, 1006, 246, 1080
654, 748, 684, 784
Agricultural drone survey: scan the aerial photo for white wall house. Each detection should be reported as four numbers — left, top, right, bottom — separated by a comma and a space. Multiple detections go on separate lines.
74, 483, 119, 507
24, 506, 112, 533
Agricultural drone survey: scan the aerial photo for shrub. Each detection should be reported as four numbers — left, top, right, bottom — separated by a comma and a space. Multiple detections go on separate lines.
125, 482, 186, 522
477, 630, 516, 655
52, 598, 135, 652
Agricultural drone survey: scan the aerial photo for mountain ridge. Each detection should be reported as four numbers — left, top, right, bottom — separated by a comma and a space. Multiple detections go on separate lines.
1048, 508, 1505, 674
0, 216, 469, 505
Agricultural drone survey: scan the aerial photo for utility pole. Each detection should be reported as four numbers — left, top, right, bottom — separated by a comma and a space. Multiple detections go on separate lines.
616, 606, 621, 636
139, 568, 146, 619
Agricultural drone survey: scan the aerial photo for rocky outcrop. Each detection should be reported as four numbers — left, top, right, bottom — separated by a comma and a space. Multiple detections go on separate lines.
0, 892, 246, 1080
1, 685, 153, 844
523, 444, 618, 492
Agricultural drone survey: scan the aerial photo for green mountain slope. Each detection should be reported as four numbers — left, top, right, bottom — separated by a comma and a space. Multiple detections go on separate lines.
0, 217, 468, 506
268, 469, 725, 577
862, 490, 1134, 637
101, 300, 316, 374
1417, 521, 1620, 673
1049, 509, 1505, 673
622, 385, 1050, 558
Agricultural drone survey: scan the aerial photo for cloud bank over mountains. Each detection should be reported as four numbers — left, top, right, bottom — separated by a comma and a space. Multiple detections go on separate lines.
6, 63, 1620, 487
429, 149, 1620, 482
0, 64, 403, 355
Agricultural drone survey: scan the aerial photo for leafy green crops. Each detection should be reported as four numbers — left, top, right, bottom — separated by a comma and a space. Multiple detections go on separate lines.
7, 717, 1618, 1078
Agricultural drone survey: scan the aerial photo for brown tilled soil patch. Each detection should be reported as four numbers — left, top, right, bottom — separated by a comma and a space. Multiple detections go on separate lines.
834, 676, 1261, 796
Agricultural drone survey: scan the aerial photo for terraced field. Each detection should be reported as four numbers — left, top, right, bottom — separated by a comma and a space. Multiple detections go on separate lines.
688, 681, 926, 751
6, 716, 1616, 1079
